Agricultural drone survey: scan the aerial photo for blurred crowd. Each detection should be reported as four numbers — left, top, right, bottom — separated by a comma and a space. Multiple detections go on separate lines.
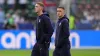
70, 0, 100, 30
0, 0, 30, 23
0, 0, 56, 30
0, 0, 100, 30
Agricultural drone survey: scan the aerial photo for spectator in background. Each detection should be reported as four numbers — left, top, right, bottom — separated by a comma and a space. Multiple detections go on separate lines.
7, 0, 15, 9
71, 3, 77, 16
3, 14, 18, 29
0, 8, 5, 23
69, 15, 75, 30
12, 10, 20, 24
7, 8, 14, 15
32, 0, 36, 5
19, 0, 27, 10
85, 12, 94, 22
83, 8, 89, 18
93, 11, 100, 30
0, 0, 5, 8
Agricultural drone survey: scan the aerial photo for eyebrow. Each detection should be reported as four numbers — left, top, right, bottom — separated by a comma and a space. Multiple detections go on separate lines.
57, 10, 62, 12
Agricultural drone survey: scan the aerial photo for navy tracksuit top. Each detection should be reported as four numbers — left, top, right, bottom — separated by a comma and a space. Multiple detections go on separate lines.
55, 15, 70, 48
36, 14, 54, 44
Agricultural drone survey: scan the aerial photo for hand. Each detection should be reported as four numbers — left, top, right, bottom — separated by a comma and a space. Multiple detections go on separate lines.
40, 48, 42, 50
45, 42, 50, 48
38, 44, 43, 51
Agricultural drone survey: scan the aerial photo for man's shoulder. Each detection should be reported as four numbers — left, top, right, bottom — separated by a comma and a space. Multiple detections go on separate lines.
41, 14, 51, 21
42, 14, 50, 19
61, 18, 69, 23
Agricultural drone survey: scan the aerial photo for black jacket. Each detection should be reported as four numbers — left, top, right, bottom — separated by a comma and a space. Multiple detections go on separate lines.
43, 11, 50, 17
55, 15, 70, 48
36, 14, 54, 44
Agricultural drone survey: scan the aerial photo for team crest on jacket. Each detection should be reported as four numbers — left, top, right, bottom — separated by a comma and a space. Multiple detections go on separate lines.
39, 19, 41, 23
59, 23, 61, 26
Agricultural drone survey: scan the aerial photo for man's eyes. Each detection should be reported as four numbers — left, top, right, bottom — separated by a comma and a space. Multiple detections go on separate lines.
57, 11, 62, 12
35, 6, 38, 7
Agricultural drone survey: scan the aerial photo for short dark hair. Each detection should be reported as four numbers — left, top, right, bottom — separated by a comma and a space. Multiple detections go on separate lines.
36, 2, 44, 7
57, 7, 65, 10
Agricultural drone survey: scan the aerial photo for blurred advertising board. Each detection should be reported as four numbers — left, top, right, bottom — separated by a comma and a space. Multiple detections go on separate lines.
0, 30, 100, 49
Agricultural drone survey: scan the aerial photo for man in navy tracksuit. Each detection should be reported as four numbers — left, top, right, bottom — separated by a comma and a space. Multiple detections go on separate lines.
31, 2, 54, 56
53, 7, 71, 56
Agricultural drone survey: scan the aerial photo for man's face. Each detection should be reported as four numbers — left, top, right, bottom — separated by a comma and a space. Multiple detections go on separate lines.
35, 4, 43, 13
57, 8, 65, 18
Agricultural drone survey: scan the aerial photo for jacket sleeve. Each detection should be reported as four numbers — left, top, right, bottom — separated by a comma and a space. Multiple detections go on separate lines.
43, 17, 54, 43
39, 17, 54, 44
44, 17, 54, 43
57, 19, 70, 48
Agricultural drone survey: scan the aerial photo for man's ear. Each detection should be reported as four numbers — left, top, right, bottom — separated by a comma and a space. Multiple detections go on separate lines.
40, 5, 43, 10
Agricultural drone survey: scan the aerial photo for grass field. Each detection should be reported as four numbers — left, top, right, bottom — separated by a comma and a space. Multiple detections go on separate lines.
0, 49, 100, 56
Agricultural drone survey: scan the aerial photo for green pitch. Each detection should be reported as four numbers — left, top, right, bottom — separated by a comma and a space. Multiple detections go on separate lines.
0, 49, 100, 56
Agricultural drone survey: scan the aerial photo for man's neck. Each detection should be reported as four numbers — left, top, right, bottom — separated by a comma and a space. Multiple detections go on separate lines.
37, 11, 43, 16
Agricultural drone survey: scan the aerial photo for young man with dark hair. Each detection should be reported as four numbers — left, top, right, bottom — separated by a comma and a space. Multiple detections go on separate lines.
31, 2, 54, 56
53, 7, 71, 56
